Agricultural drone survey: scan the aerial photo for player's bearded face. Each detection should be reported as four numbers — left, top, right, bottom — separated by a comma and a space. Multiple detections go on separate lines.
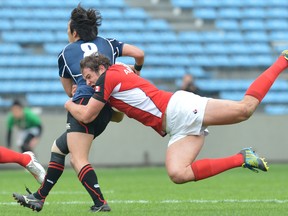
83, 68, 99, 87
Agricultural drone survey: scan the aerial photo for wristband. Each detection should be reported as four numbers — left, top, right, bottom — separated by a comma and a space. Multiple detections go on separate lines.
134, 63, 143, 71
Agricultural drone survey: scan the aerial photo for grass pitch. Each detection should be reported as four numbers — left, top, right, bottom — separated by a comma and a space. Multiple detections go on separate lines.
0, 164, 288, 216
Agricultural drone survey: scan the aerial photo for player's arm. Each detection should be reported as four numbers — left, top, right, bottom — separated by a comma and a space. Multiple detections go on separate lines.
65, 97, 105, 124
60, 77, 74, 97
122, 44, 144, 75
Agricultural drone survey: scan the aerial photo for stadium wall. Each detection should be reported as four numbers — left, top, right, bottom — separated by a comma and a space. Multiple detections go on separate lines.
0, 112, 288, 167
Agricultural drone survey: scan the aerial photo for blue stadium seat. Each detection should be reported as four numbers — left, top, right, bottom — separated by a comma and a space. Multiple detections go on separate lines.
253, 55, 274, 67
170, 0, 195, 9
0, 20, 12, 30
203, 43, 228, 54
165, 44, 187, 54
219, 0, 243, 7
186, 66, 209, 78
145, 44, 168, 55
123, 8, 149, 20
193, 8, 217, 20
185, 44, 204, 54
100, 9, 122, 19
142, 67, 186, 79
13, 20, 67, 31
266, 20, 288, 31
242, 8, 266, 19
0, 81, 62, 93
218, 8, 242, 19
229, 55, 254, 67
227, 43, 252, 54
0, 55, 56, 67
194, 0, 220, 8
26, 93, 69, 107
2, 31, 56, 43
1, 68, 58, 80
248, 43, 271, 54
244, 0, 267, 7
264, 105, 288, 115
177, 32, 202, 43
0, 44, 23, 54
224, 32, 244, 42
201, 31, 226, 42
269, 0, 288, 7
268, 8, 288, 19
195, 79, 252, 91
146, 19, 171, 31
269, 31, 288, 41
215, 20, 240, 30
243, 31, 269, 42
44, 43, 67, 54
241, 20, 266, 31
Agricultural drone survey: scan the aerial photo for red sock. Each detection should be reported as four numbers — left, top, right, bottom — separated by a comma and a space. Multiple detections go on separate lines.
245, 56, 288, 102
0, 146, 31, 167
191, 153, 243, 181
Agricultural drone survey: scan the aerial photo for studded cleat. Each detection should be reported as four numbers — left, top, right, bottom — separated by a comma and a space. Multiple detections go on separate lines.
240, 147, 269, 173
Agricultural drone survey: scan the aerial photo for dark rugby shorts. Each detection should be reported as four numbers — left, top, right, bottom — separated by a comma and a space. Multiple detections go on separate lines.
66, 97, 113, 138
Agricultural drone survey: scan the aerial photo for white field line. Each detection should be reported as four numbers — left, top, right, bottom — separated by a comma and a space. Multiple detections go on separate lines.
1, 190, 288, 205
1, 199, 288, 205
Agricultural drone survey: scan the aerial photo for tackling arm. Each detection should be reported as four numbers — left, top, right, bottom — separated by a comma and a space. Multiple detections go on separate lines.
65, 97, 105, 124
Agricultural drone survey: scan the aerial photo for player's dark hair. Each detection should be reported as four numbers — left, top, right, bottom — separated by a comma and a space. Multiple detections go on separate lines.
80, 53, 111, 74
11, 99, 23, 107
70, 4, 102, 42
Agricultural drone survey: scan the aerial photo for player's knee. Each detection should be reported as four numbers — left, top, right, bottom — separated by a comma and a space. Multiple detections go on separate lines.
239, 105, 253, 121
168, 170, 186, 184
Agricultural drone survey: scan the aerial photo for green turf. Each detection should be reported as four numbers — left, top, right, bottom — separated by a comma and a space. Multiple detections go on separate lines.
1, 164, 288, 216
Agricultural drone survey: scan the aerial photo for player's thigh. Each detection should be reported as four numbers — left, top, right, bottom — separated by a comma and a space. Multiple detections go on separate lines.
166, 135, 205, 172
203, 98, 246, 125
67, 132, 93, 159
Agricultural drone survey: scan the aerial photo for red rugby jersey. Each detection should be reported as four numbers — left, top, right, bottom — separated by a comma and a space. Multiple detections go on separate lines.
92, 64, 173, 136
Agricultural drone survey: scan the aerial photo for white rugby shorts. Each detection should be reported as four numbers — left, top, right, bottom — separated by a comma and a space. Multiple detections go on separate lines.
165, 90, 210, 146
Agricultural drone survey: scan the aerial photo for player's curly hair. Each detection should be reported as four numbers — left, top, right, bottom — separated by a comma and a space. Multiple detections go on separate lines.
70, 4, 102, 42
80, 53, 111, 74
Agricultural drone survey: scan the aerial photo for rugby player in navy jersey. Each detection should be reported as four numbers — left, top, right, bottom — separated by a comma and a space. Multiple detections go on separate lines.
13, 4, 144, 213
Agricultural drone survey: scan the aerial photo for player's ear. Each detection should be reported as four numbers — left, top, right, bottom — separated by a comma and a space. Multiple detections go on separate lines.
99, 65, 106, 74
72, 30, 78, 38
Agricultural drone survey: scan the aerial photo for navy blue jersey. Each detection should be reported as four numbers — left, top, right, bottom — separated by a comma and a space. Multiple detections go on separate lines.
58, 36, 124, 101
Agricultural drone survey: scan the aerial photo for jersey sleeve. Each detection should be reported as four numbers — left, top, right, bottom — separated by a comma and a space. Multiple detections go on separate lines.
107, 38, 124, 57
58, 51, 71, 78
92, 73, 107, 103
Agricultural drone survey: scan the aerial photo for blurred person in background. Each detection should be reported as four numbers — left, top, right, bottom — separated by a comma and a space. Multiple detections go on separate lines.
6, 100, 42, 153
179, 73, 219, 98
180, 73, 204, 95
13, 4, 144, 213
0, 146, 45, 184
65, 50, 288, 185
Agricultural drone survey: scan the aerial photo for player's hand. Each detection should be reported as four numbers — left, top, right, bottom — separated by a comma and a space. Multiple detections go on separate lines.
129, 64, 140, 75
71, 84, 77, 96
64, 99, 73, 110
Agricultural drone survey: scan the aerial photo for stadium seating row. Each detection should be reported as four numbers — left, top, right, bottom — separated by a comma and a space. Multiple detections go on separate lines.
0, 0, 288, 113
194, 8, 288, 20
171, 0, 288, 9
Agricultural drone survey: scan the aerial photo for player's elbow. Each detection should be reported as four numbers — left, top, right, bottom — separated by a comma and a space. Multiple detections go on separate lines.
81, 112, 97, 124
